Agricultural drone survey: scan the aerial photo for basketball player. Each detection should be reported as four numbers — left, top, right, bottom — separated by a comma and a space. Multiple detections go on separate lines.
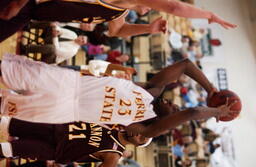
0, 0, 236, 42
0, 53, 237, 137
0, 116, 150, 166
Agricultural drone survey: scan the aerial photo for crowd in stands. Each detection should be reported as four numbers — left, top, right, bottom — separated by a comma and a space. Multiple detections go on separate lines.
155, 23, 224, 167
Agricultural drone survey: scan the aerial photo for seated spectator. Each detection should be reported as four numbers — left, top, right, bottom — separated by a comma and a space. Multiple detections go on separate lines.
173, 144, 184, 158
22, 25, 88, 64
175, 157, 192, 167
183, 142, 199, 157
126, 8, 149, 24
204, 142, 220, 156
107, 50, 130, 64
126, 10, 139, 24
84, 46, 130, 65
82, 43, 108, 64
61, 22, 123, 50
118, 150, 141, 167
202, 128, 220, 143
60, 22, 96, 35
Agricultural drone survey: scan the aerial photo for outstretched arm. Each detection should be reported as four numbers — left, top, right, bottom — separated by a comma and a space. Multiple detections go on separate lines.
135, 0, 236, 29
0, 0, 29, 20
126, 102, 234, 138
108, 15, 167, 37
146, 59, 215, 97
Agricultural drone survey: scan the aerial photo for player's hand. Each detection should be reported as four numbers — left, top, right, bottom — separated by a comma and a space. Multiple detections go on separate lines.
149, 16, 168, 34
206, 84, 218, 104
215, 98, 238, 122
208, 13, 237, 29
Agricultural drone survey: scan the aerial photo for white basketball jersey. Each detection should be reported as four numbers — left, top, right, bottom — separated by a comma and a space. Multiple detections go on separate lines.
0, 54, 156, 125
77, 76, 156, 126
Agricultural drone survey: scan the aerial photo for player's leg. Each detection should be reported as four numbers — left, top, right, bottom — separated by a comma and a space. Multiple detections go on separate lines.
0, 139, 55, 160
1, 116, 56, 143
0, 53, 78, 93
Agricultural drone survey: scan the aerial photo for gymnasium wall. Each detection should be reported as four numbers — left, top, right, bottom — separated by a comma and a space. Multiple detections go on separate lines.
194, 0, 256, 166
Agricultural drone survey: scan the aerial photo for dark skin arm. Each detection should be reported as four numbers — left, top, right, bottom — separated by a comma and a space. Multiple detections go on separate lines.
144, 58, 215, 98
108, 14, 167, 38
126, 101, 235, 138
0, 0, 29, 20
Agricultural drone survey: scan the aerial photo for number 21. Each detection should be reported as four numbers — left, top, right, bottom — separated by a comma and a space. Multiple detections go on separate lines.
68, 123, 86, 140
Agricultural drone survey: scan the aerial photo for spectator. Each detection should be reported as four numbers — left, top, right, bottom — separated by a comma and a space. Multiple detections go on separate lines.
107, 50, 130, 64
23, 25, 88, 64
61, 22, 123, 50
118, 150, 141, 167
82, 43, 109, 64
84, 48, 130, 65
126, 8, 149, 24
175, 157, 192, 167
126, 11, 139, 24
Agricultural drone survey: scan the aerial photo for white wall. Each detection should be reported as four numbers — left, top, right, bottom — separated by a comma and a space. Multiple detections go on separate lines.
193, 0, 256, 166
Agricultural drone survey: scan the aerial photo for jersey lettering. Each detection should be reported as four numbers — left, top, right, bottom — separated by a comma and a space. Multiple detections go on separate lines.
68, 123, 87, 140
99, 86, 116, 122
68, 123, 103, 148
7, 101, 17, 116
88, 124, 103, 148
99, 87, 149, 122
133, 91, 146, 121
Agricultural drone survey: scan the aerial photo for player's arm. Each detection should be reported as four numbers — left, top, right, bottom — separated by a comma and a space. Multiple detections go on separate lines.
108, 14, 167, 38
0, 0, 29, 20
135, 0, 236, 29
99, 152, 121, 167
145, 59, 215, 98
126, 102, 235, 138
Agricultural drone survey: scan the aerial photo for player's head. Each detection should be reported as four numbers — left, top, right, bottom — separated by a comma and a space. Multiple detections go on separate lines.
125, 133, 152, 147
153, 98, 180, 118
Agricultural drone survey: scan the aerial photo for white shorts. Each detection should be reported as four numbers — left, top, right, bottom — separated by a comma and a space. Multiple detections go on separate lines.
0, 54, 80, 123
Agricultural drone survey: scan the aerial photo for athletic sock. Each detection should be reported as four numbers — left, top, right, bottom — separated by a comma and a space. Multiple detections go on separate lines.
0, 116, 11, 139
0, 142, 13, 158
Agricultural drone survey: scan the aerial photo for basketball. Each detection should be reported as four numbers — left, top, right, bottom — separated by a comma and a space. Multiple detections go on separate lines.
207, 90, 242, 121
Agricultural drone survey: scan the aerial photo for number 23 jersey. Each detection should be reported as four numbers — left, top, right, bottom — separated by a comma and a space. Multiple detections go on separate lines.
78, 76, 156, 126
